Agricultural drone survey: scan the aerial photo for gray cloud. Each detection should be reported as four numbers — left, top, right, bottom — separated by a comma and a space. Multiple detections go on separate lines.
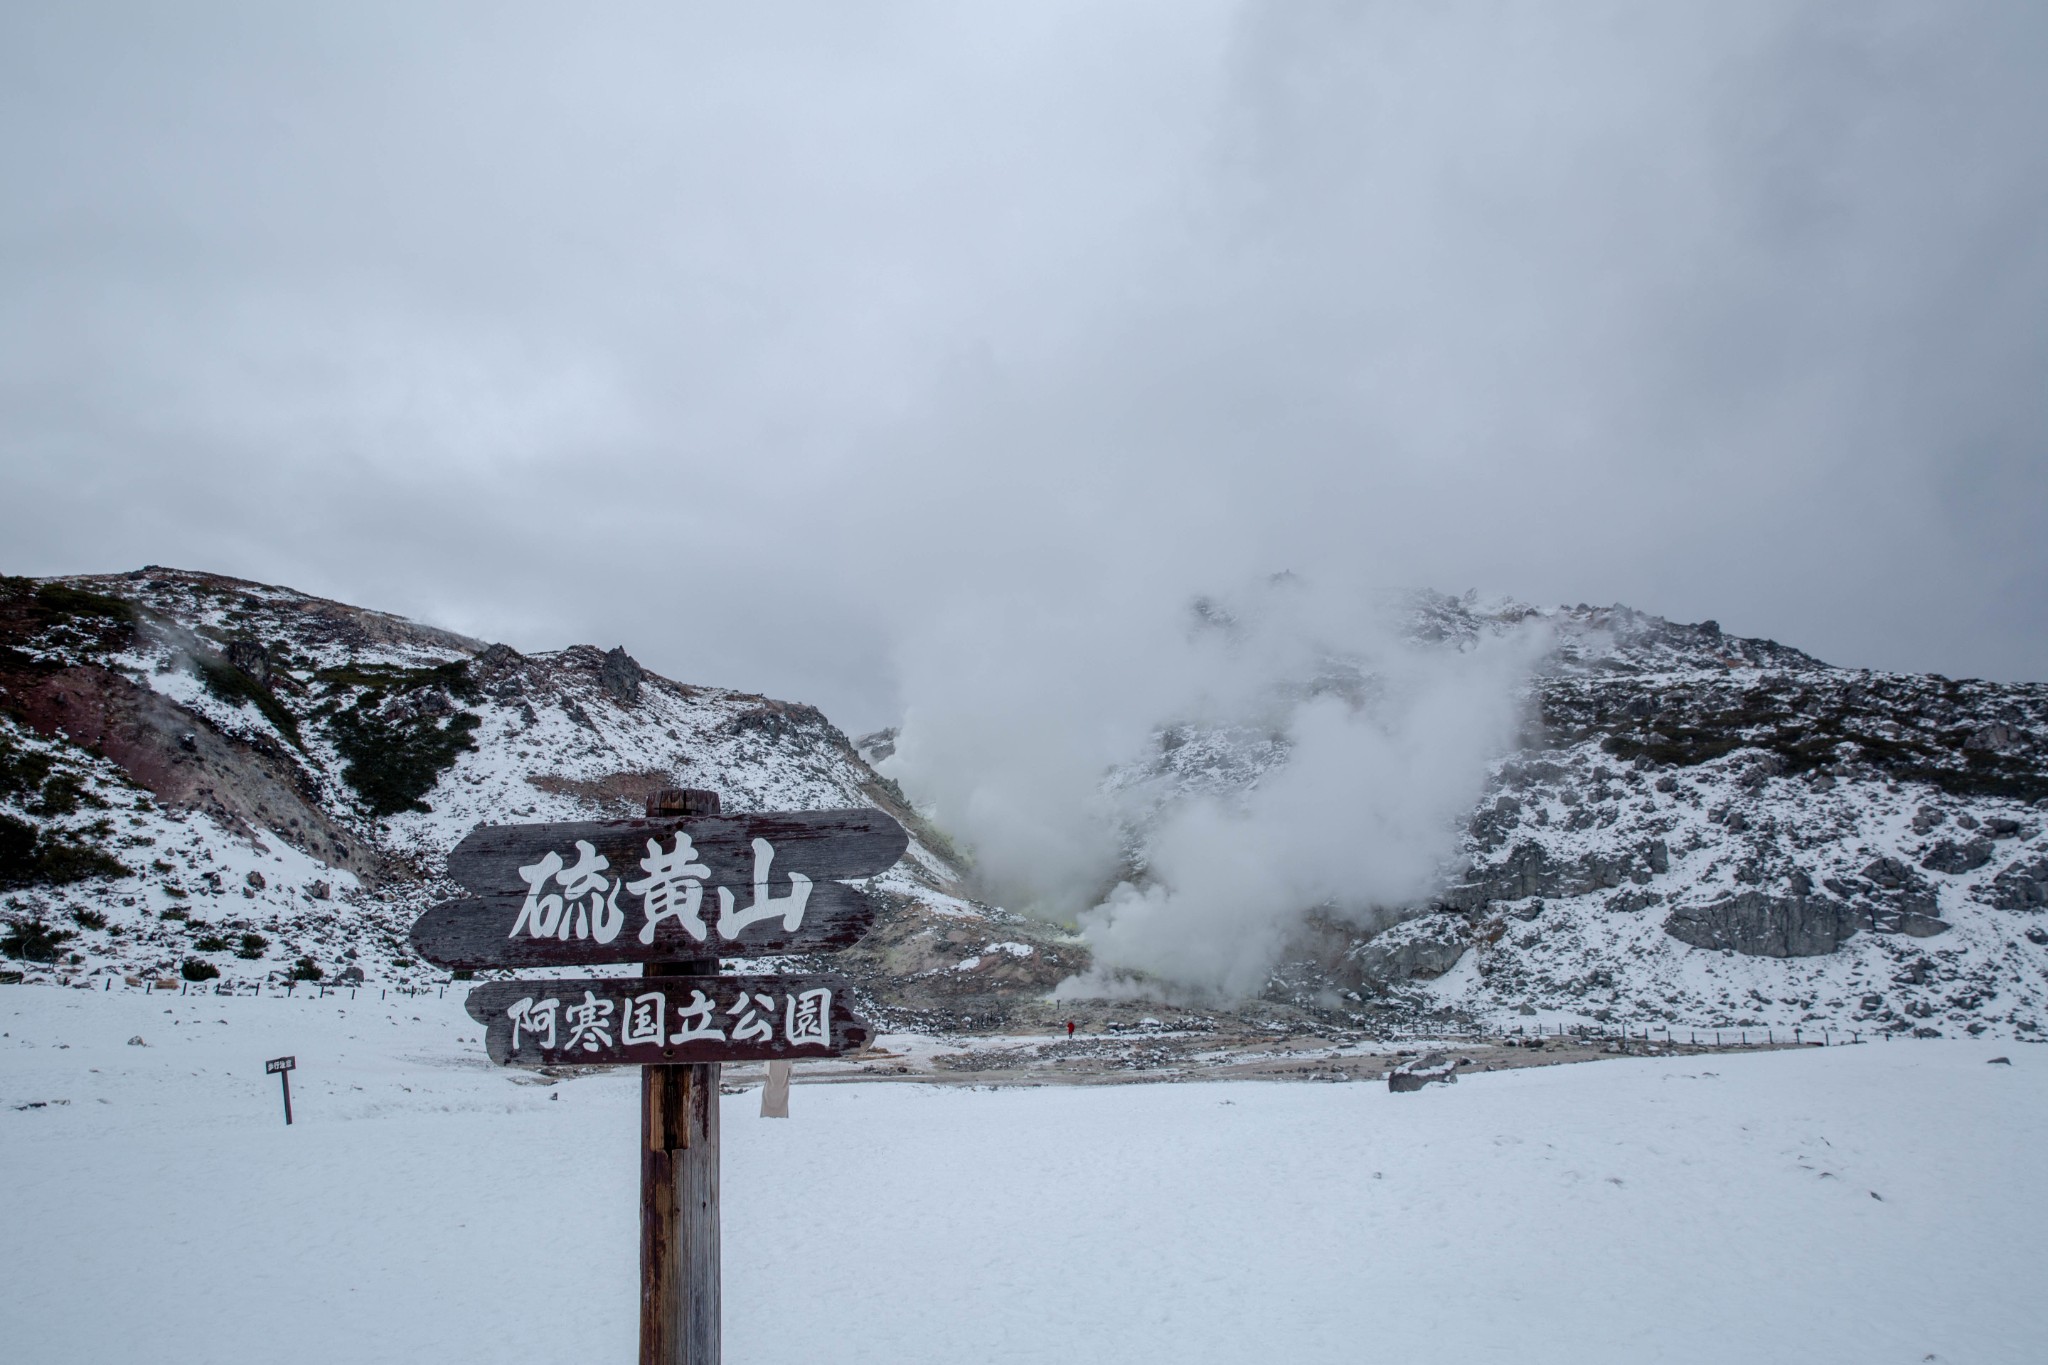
3, 1, 2045, 735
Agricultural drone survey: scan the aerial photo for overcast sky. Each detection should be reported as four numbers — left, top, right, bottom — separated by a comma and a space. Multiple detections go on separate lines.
4, 2, 2045, 732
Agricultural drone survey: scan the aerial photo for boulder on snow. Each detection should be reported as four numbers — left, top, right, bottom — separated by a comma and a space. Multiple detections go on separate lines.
1986, 857, 2048, 911
1388, 1052, 1460, 1093
1921, 838, 1995, 875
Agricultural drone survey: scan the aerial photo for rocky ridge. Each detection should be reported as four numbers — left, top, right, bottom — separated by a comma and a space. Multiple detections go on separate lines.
9, 571, 2048, 1043
0, 569, 1081, 1025
1086, 595, 2048, 1040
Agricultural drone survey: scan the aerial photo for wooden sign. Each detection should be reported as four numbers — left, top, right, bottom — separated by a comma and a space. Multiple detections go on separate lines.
465, 974, 870, 1067
410, 808, 907, 969
266, 1055, 296, 1125
424, 789, 906, 1365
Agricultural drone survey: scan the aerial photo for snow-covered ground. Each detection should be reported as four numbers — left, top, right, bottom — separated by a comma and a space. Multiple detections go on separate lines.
3, 984, 2043, 1364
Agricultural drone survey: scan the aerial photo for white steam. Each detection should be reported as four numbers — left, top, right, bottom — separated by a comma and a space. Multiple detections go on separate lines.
886, 578, 1545, 1000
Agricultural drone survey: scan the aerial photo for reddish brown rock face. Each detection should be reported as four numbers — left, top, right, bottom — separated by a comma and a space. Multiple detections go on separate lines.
3, 662, 389, 884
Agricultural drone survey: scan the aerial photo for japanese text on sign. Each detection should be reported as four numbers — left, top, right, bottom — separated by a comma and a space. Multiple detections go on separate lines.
504, 986, 835, 1054
507, 833, 812, 947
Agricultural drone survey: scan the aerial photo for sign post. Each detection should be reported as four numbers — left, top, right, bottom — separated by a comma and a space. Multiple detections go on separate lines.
265, 1055, 295, 1125
410, 786, 905, 1365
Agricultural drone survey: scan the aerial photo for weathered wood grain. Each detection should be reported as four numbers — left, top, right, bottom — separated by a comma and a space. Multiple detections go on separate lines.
466, 974, 869, 1067
410, 880, 882, 968
445, 808, 907, 897
641, 960, 717, 1365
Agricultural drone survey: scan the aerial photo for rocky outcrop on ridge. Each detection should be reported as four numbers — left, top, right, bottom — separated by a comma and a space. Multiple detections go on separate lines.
1102, 593, 2048, 1039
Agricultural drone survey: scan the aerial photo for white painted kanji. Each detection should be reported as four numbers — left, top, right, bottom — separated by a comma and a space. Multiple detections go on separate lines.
563, 990, 615, 1052
622, 991, 666, 1047
785, 987, 830, 1047
670, 988, 725, 1044
716, 837, 813, 940
628, 833, 711, 945
506, 995, 560, 1050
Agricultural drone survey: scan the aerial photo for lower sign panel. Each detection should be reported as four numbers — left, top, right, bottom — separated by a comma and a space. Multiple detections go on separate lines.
465, 975, 870, 1067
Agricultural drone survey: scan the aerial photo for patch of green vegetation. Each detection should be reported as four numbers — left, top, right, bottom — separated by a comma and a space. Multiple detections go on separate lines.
0, 813, 130, 889
30, 771, 86, 816
326, 697, 480, 816
290, 955, 323, 981
180, 958, 220, 982
236, 932, 268, 959
2, 917, 71, 962
0, 579, 141, 663
315, 658, 479, 703
193, 933, 230, 952
31, 582, 137, 626
192, 651, 303, 748
1597, 706, 2048, 803
0, 736, 54, 801
70, 907, 106, 930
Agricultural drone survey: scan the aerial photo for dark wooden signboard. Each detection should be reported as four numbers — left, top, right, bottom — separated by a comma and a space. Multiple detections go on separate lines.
414, 790, 901, 1365
465, 973, 870, 1066
410, 808, 906, 969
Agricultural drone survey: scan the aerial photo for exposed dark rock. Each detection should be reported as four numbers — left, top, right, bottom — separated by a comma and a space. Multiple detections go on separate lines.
474, 642, 523, 674
1987, 857, 2048, 911
1349, 917, 1468, 986
1862, 856, 1925, 891
1871, 909, 1951, 938
1388, 1052, 1459, 1092
1966, 723, 2014, 753
1468, 795, 1523, 851
855, 728, 899, 765
1663, 892, 1860, 957
1921, 838, 1995, 874
598, 646, 643, 705
225, 639, 273, 689
1445, 841, 1646, 911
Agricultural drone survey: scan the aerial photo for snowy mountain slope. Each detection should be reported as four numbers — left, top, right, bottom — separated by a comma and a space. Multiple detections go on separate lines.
9, 570, 2048, 1042
0, 568, 1071, 1013
1096, 593, 2048, 1039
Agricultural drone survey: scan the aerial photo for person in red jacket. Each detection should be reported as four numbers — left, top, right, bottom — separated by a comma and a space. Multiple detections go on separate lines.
1065, 1019, 1076, 1038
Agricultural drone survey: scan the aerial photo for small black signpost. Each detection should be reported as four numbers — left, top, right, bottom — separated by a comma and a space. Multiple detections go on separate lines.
410, 788, 905, 1365
266, 1055, 295, 1125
